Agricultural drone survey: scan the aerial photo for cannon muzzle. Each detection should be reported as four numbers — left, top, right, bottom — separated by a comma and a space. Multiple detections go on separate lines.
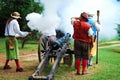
52, 33, 71, 50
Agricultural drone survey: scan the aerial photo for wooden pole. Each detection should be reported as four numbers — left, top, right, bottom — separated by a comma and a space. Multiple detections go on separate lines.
96, 10, 100, 64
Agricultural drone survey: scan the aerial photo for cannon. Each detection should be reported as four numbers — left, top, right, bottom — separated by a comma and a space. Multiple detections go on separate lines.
28, 32, 74, 80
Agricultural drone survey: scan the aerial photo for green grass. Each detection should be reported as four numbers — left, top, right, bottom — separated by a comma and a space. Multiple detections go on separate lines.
53, 47, 120, 80
94, 48, 120, 80
55, 42, 120, 80
0, 38, 6, 54
40, 42, 120, 80
99, 36, 120, 43
0, 38, 120, 80
0, 38, 38, 54
98, 43, 112, 47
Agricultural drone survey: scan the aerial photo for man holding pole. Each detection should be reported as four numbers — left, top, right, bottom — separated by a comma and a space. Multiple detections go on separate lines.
96, 10, 100, 64
87, 11, 101, 66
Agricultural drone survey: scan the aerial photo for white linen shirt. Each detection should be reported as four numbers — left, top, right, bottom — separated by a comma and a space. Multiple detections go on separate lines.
5, 19, 28, 37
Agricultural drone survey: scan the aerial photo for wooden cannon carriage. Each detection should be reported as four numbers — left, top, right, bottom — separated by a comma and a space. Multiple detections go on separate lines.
28, 31, 74, 80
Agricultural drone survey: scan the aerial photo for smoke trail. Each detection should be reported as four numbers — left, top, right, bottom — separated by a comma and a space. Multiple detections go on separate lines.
58, 0, 120, 40
27, 0, 120, 40
26, 0, 61, 36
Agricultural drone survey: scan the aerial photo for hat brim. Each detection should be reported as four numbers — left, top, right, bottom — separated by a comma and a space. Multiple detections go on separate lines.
11, 15, 21, 19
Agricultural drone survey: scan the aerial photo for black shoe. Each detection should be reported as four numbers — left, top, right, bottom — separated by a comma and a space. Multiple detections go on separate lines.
3, 65, 12, 70
82, 72, 84, 75
76, 72, 80, 75
82, 71, 89, 75
16, 68, 23, 72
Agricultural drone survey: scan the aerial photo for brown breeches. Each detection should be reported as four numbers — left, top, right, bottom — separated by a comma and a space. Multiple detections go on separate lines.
74, 40, 90, 60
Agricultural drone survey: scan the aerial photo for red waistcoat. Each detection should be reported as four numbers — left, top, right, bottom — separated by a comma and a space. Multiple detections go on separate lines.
72, 20, 91, 43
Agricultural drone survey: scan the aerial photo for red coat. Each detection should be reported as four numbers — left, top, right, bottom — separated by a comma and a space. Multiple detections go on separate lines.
72, 20, 91, 43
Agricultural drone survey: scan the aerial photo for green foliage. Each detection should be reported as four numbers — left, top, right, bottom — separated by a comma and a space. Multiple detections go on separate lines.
115, 24, 120, 39
0, 0, 44, 37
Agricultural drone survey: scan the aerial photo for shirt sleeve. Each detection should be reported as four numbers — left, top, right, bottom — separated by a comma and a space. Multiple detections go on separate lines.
95, 22, 101, 32
88, 28, 93, 37
71, 18, 76, 25
13, 20, 29, 37
95, 22, 101, 31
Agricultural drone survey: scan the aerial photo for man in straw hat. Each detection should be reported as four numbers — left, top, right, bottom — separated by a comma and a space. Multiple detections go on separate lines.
4, 12, 32, 72
71, 12, 94, 75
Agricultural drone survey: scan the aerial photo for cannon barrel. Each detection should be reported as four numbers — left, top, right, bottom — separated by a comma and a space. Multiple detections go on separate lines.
52, 33, 71, 50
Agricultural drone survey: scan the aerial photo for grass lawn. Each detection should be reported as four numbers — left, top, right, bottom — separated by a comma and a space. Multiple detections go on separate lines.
92, 47, 120, 80
0, 38, 120, 80
0, 38, 38, 54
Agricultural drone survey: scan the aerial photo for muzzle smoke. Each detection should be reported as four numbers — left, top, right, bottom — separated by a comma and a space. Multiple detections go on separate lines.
26, 0, 120, 41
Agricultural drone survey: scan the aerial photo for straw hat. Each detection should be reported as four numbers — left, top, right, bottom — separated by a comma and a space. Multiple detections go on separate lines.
11, 12, 21, 19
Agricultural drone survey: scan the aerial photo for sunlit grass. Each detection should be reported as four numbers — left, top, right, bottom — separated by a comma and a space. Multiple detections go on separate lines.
0, 38, 120, 80
0, 38, 38, 54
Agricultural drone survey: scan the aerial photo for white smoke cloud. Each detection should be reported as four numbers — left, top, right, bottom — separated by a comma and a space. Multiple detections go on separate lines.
27, 0, 120, 40
26, 12, 42, 31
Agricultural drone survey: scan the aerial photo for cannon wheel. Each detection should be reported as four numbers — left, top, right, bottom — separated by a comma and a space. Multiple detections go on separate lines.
63, 53, 73, 67
38, 35, 49, 62
63, 48, 73, 67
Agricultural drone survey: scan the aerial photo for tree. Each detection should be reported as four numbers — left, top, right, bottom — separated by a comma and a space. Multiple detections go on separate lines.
0, 0, 44, 37
115, 24, 120, 39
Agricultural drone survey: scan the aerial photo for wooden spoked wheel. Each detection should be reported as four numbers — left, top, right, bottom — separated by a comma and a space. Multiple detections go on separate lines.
38, 35, 49, 62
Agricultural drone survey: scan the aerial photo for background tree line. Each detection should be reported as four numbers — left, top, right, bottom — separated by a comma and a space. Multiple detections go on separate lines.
0, 0, 120, 39
0, 0, 43, 38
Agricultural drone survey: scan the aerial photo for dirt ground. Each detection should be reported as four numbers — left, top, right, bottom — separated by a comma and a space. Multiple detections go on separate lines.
0, 50, 81, 80
0, 50, 39, 80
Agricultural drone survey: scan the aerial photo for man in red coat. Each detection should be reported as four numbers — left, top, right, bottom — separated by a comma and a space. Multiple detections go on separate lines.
71, 12, 94, 75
